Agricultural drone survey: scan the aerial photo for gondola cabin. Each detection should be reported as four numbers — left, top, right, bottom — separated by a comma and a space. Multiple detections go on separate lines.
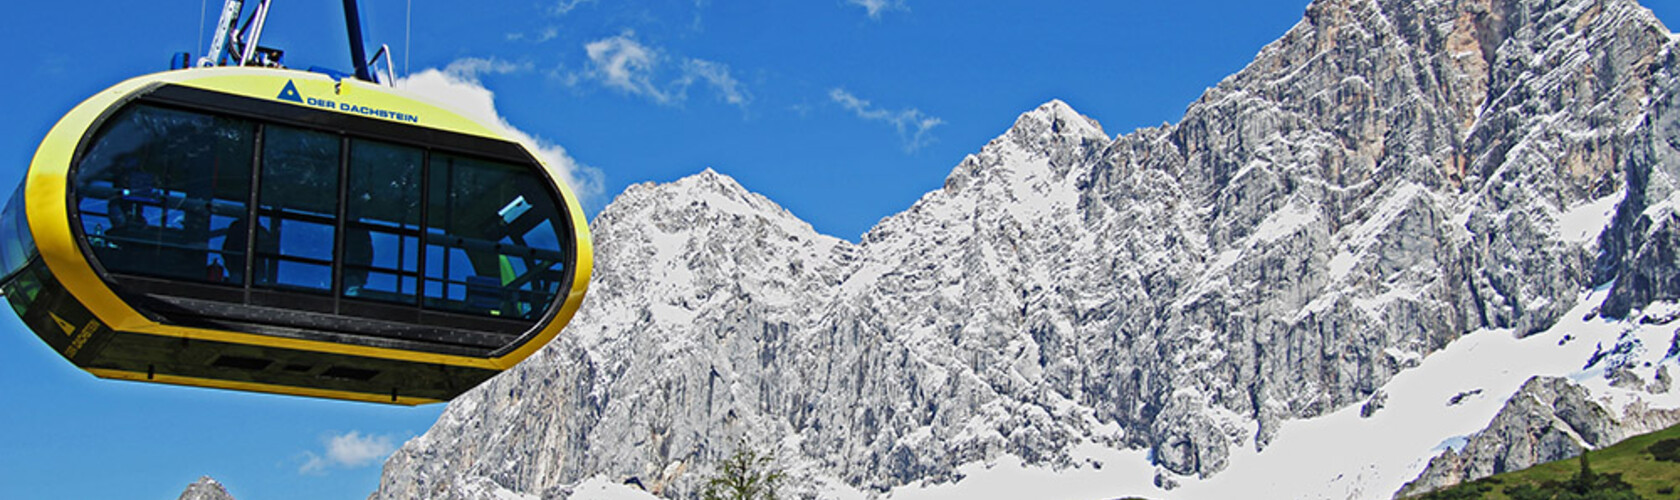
0, 67, 592, 404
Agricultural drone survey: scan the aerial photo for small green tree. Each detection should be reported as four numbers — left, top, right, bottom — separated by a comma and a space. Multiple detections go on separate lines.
1575, 452, 1595, 487
701, 447, 786, 500
1645, 437, 1680, 462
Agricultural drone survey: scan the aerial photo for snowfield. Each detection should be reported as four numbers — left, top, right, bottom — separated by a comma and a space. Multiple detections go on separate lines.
561, 291, 1680, 500
783, 289, 1680, 500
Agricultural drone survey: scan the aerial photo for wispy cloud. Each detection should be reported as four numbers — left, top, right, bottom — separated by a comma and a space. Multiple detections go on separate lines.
299, 431, 397, 474
829, 88, 943, 152
846, 0, 907, 19
576, 31, 750, 109
553, 0, 596, 15
547, 62, 583, 87
585, 31, 669, 102
399, 58, 606, 208
507, 26, 561, 43
507, 0, 590, 43
440, 57, 530, 79
689, 0, 712, 32
681, 58, 750, 107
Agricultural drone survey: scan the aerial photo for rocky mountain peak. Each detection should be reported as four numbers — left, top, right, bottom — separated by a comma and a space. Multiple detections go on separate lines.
176, 476, 235, 500
905, 99, 1107, 228
608, 168, 796, 225
376, 0, 1680, 498
1006, 99, 1108, 148
583, 167, 851, 342
594, 168, 839, 268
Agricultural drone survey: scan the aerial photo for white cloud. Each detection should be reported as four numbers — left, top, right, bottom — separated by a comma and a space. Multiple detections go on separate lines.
398, 59, 606, 208
681, 58, 751, 107
299, 431, 397, 474
585, 31, 671, 103
577, 31, 750, 109
553, 0, 596, 15
829, 88, 943, 152
846, 0, 906, 19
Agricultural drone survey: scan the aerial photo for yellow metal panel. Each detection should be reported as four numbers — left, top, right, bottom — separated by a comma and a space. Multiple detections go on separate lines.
27, 76, 146, 332
87, 368, 443, 406
172, 69, 503, 139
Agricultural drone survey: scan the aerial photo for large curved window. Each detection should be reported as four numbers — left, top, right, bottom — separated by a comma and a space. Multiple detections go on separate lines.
73, 104, 255, 285
70, 100, 573, 332
423, 153, 567, 320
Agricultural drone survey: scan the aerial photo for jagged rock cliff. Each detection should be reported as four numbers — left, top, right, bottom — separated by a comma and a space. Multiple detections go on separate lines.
374, 0, 1680, 497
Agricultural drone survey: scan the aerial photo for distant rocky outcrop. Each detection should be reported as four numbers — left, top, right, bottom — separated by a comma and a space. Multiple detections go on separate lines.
1395, 376, 1680, 498
177, 476, 235, 500
373, 0, 1680, 498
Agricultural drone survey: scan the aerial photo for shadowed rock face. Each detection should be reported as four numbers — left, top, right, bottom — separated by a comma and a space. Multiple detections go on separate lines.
373, 0, 1680, 498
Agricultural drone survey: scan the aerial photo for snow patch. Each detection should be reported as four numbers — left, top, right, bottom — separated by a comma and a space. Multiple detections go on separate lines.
649, 302, 696, 326
1252, 199, 1320, 244
864, 446, 1157, 500
1328, 252, 1359, 283
1352, 283, 1426, 317
565, 476, 662, 500
1555, 191, 1623, 244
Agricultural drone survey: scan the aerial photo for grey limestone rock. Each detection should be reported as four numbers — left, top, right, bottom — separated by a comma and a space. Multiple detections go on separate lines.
374, 0, 1680, 497
1395, 376, 1680, 498
177, 476, 235, 500
1652, 365, 1673, 394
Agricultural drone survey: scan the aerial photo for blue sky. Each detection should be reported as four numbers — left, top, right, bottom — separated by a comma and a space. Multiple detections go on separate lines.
1, 1, 1676, 499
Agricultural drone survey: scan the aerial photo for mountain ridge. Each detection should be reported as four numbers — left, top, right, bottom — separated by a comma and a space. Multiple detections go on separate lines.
373, 0, 1680, 497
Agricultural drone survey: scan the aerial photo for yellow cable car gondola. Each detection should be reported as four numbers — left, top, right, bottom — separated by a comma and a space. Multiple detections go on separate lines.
0, 0, 591, 404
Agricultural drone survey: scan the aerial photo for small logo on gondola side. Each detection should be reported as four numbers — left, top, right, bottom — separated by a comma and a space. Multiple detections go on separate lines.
275, 79, 422, 124
277, 80, 304, 103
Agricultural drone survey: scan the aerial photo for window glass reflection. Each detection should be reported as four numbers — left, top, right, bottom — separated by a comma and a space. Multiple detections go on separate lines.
0, 184, 37, 280
68, 103, 572, 321
344, 138, 422, 304
72, 104, 254, 285
255, 125, 338, 292
423, 154, 566, 318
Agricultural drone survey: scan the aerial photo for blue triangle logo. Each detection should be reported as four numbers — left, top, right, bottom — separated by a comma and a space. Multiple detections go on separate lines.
277, 80, 304, 103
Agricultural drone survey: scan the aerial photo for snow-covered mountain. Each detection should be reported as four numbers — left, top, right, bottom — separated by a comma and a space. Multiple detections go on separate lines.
178, 476, 236, 500
372, 0, 1680, 498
